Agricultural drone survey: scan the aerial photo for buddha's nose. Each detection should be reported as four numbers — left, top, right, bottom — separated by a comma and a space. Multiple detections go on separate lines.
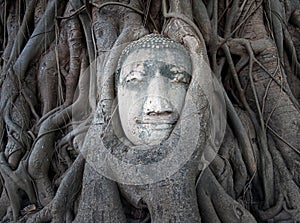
143, 96, 173, 116
143, 77, 173, 116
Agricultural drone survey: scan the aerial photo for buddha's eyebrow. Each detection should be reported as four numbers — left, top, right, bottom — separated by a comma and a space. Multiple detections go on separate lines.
120, 65, 146, 79
126, 69, 146, 76
120, 71, 143, 83
163, 64, 191, 78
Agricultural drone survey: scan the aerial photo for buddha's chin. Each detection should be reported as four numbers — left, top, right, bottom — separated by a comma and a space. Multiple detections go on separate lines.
136, 128, 173, 146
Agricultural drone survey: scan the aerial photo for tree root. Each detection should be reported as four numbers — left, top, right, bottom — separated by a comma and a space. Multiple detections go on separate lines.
0, 2, 19, 73
13, 0, 67, 81
225, 93, 257, 176
64, 14, 83, 106
220, 126, 248, 197
192, 0, 212, 45
0, 153, 36, 221
20, 155, 84, 223
264, 0, 285, 62
256, 192, 284, 221
223, 39, 275, 208
28, 106, 72, 206
5, 0, 38, 70
271, 140, 300, 211
290, 9, 300, 28
38, 46, 59, 115
197, 168, 257, 223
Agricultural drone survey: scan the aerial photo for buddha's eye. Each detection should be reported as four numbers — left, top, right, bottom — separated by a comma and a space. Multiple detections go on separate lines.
170, 73, 191, 84
124, 71, 144, 83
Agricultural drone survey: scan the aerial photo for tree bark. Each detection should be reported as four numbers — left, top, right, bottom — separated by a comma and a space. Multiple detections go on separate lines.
0, 0, 300, 222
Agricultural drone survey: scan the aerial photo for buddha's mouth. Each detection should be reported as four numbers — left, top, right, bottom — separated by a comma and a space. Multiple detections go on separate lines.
134, 115, 178, 131
139, 123, 175, 130
136, 114, 178, 124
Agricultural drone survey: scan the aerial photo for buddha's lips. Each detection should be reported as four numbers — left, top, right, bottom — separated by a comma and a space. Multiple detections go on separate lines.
139, 123, 175, 130
136, 114, 179, 124
136, 117, 177, 131
136, 118, 177, 125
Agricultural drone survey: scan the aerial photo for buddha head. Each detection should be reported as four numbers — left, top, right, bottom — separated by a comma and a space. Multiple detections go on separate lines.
115, 34, 192, 146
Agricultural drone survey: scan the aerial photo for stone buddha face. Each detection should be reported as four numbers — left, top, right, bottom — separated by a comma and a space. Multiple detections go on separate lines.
116, 35, 192, 146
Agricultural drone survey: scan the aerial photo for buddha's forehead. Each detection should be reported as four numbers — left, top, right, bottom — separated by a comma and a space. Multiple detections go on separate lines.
121, 48, 192, 73
115, 34, 192, 88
